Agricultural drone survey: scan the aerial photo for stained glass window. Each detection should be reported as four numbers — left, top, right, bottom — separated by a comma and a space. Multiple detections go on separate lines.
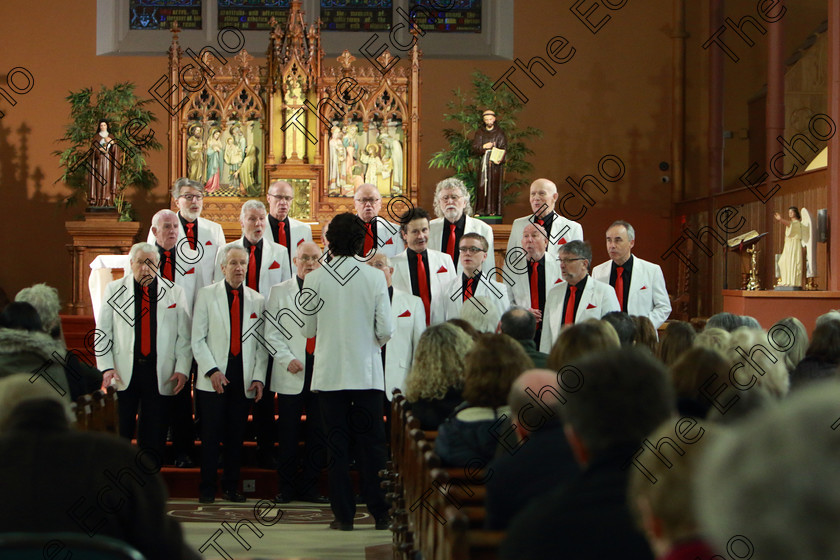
409, 0, 480, 33
218, 0, 290, 30
321, 0, 393, 32
130, 0, 203, 30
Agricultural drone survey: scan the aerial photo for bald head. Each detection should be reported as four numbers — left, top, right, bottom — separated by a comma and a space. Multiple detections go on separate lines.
509, 369, 563, 440
294, 241, 322, 280
529, 178, 559, 218
267, 180, 294, 221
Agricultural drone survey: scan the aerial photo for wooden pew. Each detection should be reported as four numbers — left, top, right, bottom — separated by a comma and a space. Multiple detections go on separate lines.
444, 506, 505, 560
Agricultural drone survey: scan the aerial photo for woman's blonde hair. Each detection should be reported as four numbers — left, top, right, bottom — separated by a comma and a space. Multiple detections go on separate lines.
405, 323, 473, 401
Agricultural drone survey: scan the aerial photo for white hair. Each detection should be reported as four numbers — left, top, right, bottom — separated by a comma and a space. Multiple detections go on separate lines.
433, 177, 474, 218
219, 243, 249, 266
129, 242, 159, 263
15, 283, 61, 334
240, 199, 266, 221
695, 382, 840, 560
724, 327, 790, 398
460, 296, 501, 333
152, 208, 178, 230
171, 177, 203, 199
816, 310, 840, 329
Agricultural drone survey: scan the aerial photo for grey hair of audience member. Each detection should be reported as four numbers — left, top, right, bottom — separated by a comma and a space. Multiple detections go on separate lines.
561, 347, 674, 457
129, 242, 159, 263
433, 177, 474, 218
705, 312, 741, 333
724, 327, 790, 398
772, 317, 808, 372
602, 312, 636, 346
815, 310, 840, 329
240, 199, 266, 221
15, 283, 62, 338
693, 327, 731, 354
499, 306, 537, 340
171, 177, 204, 198
0, 374, 74, 432
705, 382, 776, 425
151, 208, 178, 230
740, 315, 761, 329
558, 239, 592, 264
460, 296, 502, 333
695, 382, 840, 560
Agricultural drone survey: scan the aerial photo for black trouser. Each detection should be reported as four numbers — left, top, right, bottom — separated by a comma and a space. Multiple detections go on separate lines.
318, 389, 389, 523
168, 361, 196, 459
197, 360, 251, 497
253, 362, 277, 460
276, 362, 326, 497
117, 359, 170, 461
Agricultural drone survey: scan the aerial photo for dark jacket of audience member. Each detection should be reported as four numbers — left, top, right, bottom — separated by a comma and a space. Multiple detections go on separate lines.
409, 387, 463, 431
435, 400, 511, 467
790, 320, 840, 389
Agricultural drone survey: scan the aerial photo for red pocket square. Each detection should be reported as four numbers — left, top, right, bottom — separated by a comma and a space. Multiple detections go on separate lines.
205, 240, 212, 246
641, 285, 648, 290
269, 261, 281, 270
558, 237, 567, 244
250, 312, 258, 319
437, 266, 448, 273
586, 303, 597, 309
554, 278, 563, 284
185, 267, 195, 275
385, 238, 394, 245
297, 238, 304, 246
398, 310, 411, 317
168, 303, 177, 309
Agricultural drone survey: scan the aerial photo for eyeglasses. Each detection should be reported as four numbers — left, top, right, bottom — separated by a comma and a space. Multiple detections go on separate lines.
558, 257, 586, 264
354, 197, 381, 205
179, 194, 203, 201
268, 194, 294, 202
297, 255, 320, 263
459, 247, 485, 254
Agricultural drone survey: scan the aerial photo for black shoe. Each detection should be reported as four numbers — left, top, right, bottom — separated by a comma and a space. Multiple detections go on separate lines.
174, 455, 195, 468
329, 519, 353, 531
375, 516, 390, 530
221, 491, 246, 502
273, 492, 292, 504
199, 495, 215, 504
298, 493, 330, 504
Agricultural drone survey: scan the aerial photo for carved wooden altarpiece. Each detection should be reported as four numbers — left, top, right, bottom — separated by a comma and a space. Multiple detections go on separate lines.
164, 0, 422, 228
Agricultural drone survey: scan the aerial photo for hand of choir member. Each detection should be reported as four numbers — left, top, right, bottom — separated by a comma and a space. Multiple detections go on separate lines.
169, 371, 188, 394
249, 380, 264, 402
210, 370, 229, 394
102, 368, 122, 389
287, 359, 304, 374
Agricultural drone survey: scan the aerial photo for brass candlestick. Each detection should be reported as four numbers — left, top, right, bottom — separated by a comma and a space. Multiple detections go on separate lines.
746, 246, 761, 291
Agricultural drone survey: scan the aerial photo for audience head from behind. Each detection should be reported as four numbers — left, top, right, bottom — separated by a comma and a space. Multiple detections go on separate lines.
740, 315, 761, 329
404, 323, 473, 402
693, 327, 730, 354
561, 347, 675, 465
547, 319, 620, 371
446, 318, 480, 340
704, 382, 775, 425
463, 333, 533, 408
772, 316, 808, 373
669, 346, 731, 419
696, 382, 840, 560
705, 312, 741, 333
15, 284, 62, 340
628, 419, 718, 560
508, 369, 563, 442
326, 213, 366, 257
815, 309, 840, 329
460, 295, 502, 333
500, 306, 538, 341
724, 327, 789, 398
0, 302, 43, 332
658, 321, 696, 367
602, 311, 636, 346
631, 315, 658, 355
790, 319, 840, 389
0, 373, 73, 432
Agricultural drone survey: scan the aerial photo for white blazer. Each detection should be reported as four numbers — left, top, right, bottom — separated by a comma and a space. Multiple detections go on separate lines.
146, 214, 226, 302
391, 249, 457, 325
384, 289, 426, 401
269, 217, 313, 277
506, 255, 564, 309
215, 237, 291, 300
361, 216, 405, 258
301, 255, 394, 392
146, 246, 202, 310
429, 216, 496, 276
506, 212, 584, 262
191, 282, 268, 398
264, 277, 309, 395
592, 256, 672, 329
539, 276, 621, 353
96, 276, 192, 396
441, 273, 510, 321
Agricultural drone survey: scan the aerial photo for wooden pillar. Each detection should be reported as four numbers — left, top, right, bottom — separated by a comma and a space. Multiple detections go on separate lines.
764, 0, 785, 289
707, 0, 725, 315
671, 0, 686, 203
829, 0, 840, 290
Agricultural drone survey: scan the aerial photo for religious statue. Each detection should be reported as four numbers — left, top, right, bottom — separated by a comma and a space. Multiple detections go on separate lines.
205, 127, 223, 192
471, 109, 507, 216
328, 125, 344, 194
239, 145, 257, 193
224, 137, 243, 187
88, 120, 121, 207
378, 124, 403, 192
774, 206, 808, 287
186, 125, 204, 182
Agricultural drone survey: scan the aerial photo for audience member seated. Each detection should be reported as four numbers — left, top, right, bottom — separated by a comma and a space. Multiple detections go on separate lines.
704, 382, 775, 425
669, 347, 730, 418
740, 315, 761, 329
603, 311, 637, 346
696, 382, 840, 560
459, 295, 503, 333
447, 318, 480, 340
628, 419, 718, 560
692, 327, 730, 353
632, 315, 658, 355
815, 309, 840, 329
485, 369, 579, 530
658, 321, 695, 367
436, 333, 532, 467
0, 374, 200, 559
724, 328, 789, 398
790, 319, 840, 390
704, 312, 741, 332
546, 319, 620, 370
772, 316, 808, 373
404, 323, 473, 430
501, 348, 674, 560
15, 283, 102, 398
499, 307, 548, 368
0, 302, 72, 400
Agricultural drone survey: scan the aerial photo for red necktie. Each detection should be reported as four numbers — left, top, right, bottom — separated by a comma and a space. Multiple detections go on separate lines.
416, 253, 431, 326
529, 261, 540, 313
277, 220, 287, 248
247, 245, 258, 291
564, 285, 577, 326
185, 222, 196, 251
537, 218, 545, 227
230, 289, 241, 356
446, 223, 456, 261
615, 266, 624, 311
364, 222, 374, 255
464, 277, 475, 301
306, 336, 316, 354
141, 286, 151, 356
163, 251, 173, 281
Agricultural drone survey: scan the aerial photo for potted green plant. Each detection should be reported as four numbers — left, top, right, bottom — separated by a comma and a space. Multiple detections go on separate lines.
54, 82, 162, 221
